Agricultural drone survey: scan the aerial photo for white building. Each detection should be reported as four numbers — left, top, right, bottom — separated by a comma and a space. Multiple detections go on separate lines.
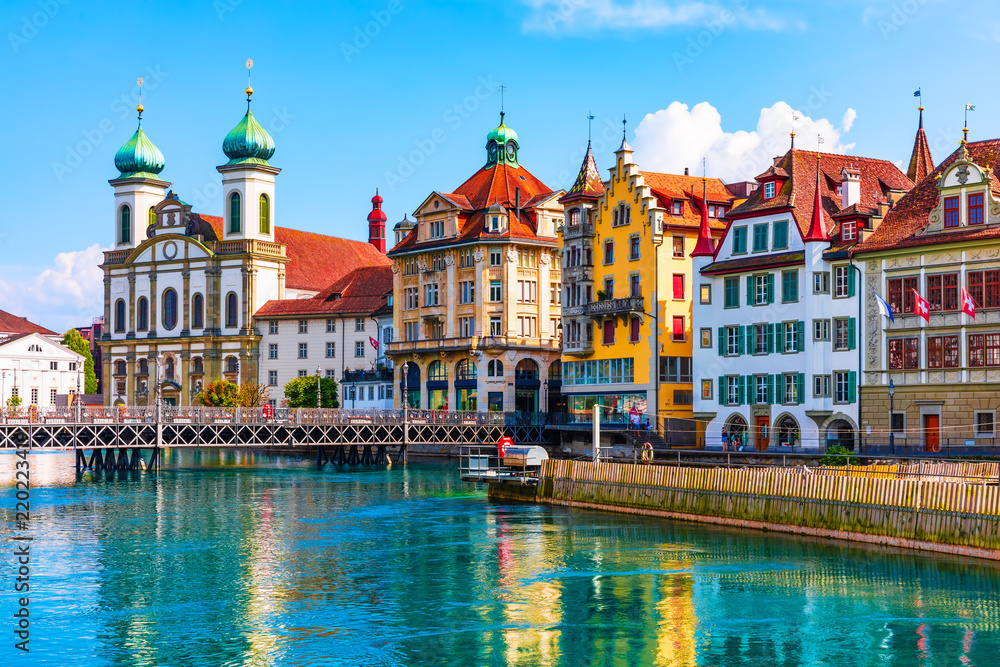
0, 333, 85, 409
692, 143, 911, 450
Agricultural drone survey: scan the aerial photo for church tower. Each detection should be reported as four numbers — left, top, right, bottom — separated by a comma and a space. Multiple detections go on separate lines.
218, 81, 279, 242
110, 102, 168, 249
906, 106, 934, 183
367, 189, 387, 253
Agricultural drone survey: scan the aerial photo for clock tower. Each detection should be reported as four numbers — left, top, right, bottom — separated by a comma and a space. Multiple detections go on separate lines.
485, 112, 520, 169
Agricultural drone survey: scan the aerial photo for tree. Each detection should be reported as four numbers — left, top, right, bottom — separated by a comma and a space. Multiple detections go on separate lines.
284, 376, 339, 408
196, 379, 239, 407
62, 329, 98, 394
236, 382, 271, 408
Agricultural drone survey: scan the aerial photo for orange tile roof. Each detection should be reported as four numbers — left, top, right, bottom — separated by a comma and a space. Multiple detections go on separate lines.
639, 171, 733, 231
0, 309, 55, 336
195, 215, 390, 292
907, 109, 935, 183
255, 265, 392, 317
449, 161, 553, 211
854, 140, 1000, 255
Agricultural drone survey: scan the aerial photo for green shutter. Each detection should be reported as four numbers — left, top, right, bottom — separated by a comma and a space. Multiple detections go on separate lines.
846, 266, 856, 297
738, 325, 745, 355
747, 375, 755, 404
766, 373, 774, 404
737, 375, 745, 405
766, 273, 774, 304
848, 371, 857, 403
747, 276, 754, 306
796, 321, 805, 352
718, 327, 725, 356
847, 317, 856, 350
766, 323, 775, 354
797, 373, 805, 405
718, 376, 725, 405
775, 374, 784, 404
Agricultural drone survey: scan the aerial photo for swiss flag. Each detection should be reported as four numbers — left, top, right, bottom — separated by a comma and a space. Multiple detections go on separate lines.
369, 336, 379, 350
913, 289, 930, 322
962, 287, 977, 319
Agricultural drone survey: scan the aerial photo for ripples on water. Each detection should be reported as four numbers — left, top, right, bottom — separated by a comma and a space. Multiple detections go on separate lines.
2, 450, 999, 666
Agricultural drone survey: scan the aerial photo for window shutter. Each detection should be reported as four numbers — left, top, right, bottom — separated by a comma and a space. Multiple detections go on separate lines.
737, 375, 745, 405
848, 371, 857, 403
847, 317, 856, 350
738, 326, 745, 355
774, 374, 784, 404
747, 276, 754, 306
766, 323, 774, 354
766, 273, 774, 304
846, 266, 856, 297
718, 327, 725, 356
796, 321, 805, 352
718, 376, 725, 405
766, 373, 774, 404
796, 373, 805, 405
747, 375, 755, 404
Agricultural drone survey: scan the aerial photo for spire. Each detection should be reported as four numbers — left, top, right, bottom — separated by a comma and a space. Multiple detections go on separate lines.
368, 188, 387, 253
114, 84, 165, 180
561, 141, 604, 203
790, 131, 795, 150
690, 174, 715, 257
906, 106, 934, 183
222, 63, 276, 167
804, 153, 830, 242
618, 114, 632, 151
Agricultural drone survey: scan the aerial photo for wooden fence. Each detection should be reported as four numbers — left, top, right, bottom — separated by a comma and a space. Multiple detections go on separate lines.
535, 460, 1000, 559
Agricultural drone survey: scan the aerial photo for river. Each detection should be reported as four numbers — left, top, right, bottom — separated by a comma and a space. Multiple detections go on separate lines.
2, 450, 999, 666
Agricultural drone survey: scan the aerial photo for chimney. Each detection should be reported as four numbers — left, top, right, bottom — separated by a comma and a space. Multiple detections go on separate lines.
840, 166, 861, 210
684, 167, 689, 176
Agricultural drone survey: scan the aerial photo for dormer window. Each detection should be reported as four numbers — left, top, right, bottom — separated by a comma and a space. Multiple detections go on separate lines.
969, 193, 984, 225
944, 196, 959, 228
491, 216, 499, 231
672, 201, 682, 215
842, 220, 857, 241
764, 182, 775, 199
835, 184, 843, 198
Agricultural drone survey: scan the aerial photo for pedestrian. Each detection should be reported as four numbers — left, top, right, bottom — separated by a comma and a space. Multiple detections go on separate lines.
721, 428, 729, 451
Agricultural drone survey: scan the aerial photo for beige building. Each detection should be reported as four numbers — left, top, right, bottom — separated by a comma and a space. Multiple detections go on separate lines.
386, 113, 565, 412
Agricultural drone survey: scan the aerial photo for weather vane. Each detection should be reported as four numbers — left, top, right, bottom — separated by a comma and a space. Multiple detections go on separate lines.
246, 58, 254, 103
587, 111, 594, 142
499, 83, 507, 115
136, 76, 144, 121
622, 114, 627, 142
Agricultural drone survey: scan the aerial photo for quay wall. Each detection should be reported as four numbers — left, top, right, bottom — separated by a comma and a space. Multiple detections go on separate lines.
530, 460, 1000, 560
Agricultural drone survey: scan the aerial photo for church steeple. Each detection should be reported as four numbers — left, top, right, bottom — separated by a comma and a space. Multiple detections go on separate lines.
367, 188, 387, 254
804, 153, 830, 242
906, 106, 934, 183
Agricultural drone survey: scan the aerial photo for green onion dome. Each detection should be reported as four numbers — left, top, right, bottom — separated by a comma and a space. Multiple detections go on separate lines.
486, 112, 518, 147
222, 89, 275, 166
114, 105, 165, 179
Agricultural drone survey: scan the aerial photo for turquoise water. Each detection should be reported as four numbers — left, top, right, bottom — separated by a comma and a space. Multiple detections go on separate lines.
2, 451, 1000, 666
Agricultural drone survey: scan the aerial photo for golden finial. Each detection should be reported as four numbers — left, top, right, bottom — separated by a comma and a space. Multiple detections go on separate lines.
245, 58, 253, 100
137, 77, 144, 121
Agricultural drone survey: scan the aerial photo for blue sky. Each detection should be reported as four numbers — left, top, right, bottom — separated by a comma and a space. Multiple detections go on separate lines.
0, 0, 994, 331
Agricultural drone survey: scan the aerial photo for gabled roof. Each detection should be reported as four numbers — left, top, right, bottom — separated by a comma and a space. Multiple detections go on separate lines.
854, 139, 1000, 255
728, 149, 913, 238
0, 309, 55, 336
198, 215, 390, 292
639, 171, 733, 231
450, 161, 553, 211
255, 265, 393, 317
907, 108, 935, 183
560, 142, 604, 204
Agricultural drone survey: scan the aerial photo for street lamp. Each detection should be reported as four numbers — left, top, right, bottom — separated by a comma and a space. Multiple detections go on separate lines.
316, 365, 322, 411
75, 367, 82, 423
155, 353, 164, 421
401, 361, 409, 411
888, 379, 895, 455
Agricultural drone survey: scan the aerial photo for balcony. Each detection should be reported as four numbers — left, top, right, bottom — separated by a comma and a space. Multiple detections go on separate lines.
562, 222, 595, 240
562, 265, 593, 284
102, 239, 286, 266
386, 335, 561, 357
343, 368, 393, 383
585, 296, 645, 322
563, 340, 594, 357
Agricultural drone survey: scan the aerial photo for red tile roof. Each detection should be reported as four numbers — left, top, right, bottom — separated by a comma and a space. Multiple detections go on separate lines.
854, 140, 1000, 255
560, 142, 604, 204
0, 309, 55, 336
728, 149, 913, 239
639, 171, 733, 231
907, 109, 935, 183
195, 215, 390, 292
255, 265, 393, 317
449, 161, 553, 211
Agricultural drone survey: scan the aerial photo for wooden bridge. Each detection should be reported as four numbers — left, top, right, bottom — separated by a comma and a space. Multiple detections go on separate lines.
0, 407, 552, 471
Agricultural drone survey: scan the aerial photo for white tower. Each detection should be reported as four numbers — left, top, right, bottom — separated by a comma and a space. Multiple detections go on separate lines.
109, 103, 169, 249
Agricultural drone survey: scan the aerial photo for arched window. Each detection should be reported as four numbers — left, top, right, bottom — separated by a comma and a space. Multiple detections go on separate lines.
192, 293, 204, 329
259, 194, 270, 234
427, 360, 447, 382
162, 289, 178, 330
548, 360, 562, 382
138, 358, 148, 375
488, 359, 504, 377
456, 359, 477, 380
137, 297, 148, 331
192, 356, 204, 375
165, 357, 175, 381
148, 206, 156, 227
225, 356, 239, 373
229, 191, 241, 234
114, 360, 127, 376
114, 299, 126, 333
225, 292, 238, 328
402, 364, 420, 386
515, 359, 539, 381
120, 205, 131, 244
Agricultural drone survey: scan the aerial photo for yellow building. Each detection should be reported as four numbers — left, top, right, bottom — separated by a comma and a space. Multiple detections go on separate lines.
558, 137, 736, 446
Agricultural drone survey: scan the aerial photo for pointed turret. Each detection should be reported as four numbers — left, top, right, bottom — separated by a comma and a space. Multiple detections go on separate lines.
690, 177, 715, 257
560, 141, 604, 204
367, 188, 387, 254
906, 106, 934, 183
803, 153, 830, 242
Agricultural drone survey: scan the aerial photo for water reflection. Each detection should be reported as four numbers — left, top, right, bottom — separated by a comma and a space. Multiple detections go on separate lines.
2, 450, 1000, 666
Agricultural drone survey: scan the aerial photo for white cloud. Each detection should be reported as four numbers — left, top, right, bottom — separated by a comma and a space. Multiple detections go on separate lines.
518, 0, 801, 35
0, 244, 106, 334
631, 101, 858, 184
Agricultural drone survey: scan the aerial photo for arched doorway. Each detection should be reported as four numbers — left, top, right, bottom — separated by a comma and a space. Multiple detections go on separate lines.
514, 359, 540, 413
724, 414, 749, 451
427, 361, 449, 410
774, 415, 800, 448
826, 419, 856, 451
455, 358, 477, 411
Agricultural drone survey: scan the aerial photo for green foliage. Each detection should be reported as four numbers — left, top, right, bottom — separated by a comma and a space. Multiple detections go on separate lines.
6, 395, 22, 408
596, 290, 610, 302
61, 329, 98, 394
196, 379, 239, 407
284, 376, 339, 408
819, 444, 854, 467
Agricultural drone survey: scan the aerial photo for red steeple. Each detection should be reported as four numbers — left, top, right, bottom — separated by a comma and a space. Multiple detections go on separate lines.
690, 177, 715, 257
367, 188, 387, 253
803, 154, 830, 242
906, 106, 934, 183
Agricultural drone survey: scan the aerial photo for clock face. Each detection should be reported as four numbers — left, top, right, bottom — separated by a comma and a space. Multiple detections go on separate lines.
488, 143, 498, 160
506, 143, 516, 159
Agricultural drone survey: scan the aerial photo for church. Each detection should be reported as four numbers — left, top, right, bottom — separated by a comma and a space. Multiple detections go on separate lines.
100, 85, 388, 406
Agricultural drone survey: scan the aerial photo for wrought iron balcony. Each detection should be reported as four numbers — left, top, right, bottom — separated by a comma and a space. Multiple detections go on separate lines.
585, 296, 645, 321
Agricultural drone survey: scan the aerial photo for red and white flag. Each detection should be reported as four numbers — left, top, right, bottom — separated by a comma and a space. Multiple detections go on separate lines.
913, 289, 930, 322
962, 287, 977, 319
369, 336, 379, 350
